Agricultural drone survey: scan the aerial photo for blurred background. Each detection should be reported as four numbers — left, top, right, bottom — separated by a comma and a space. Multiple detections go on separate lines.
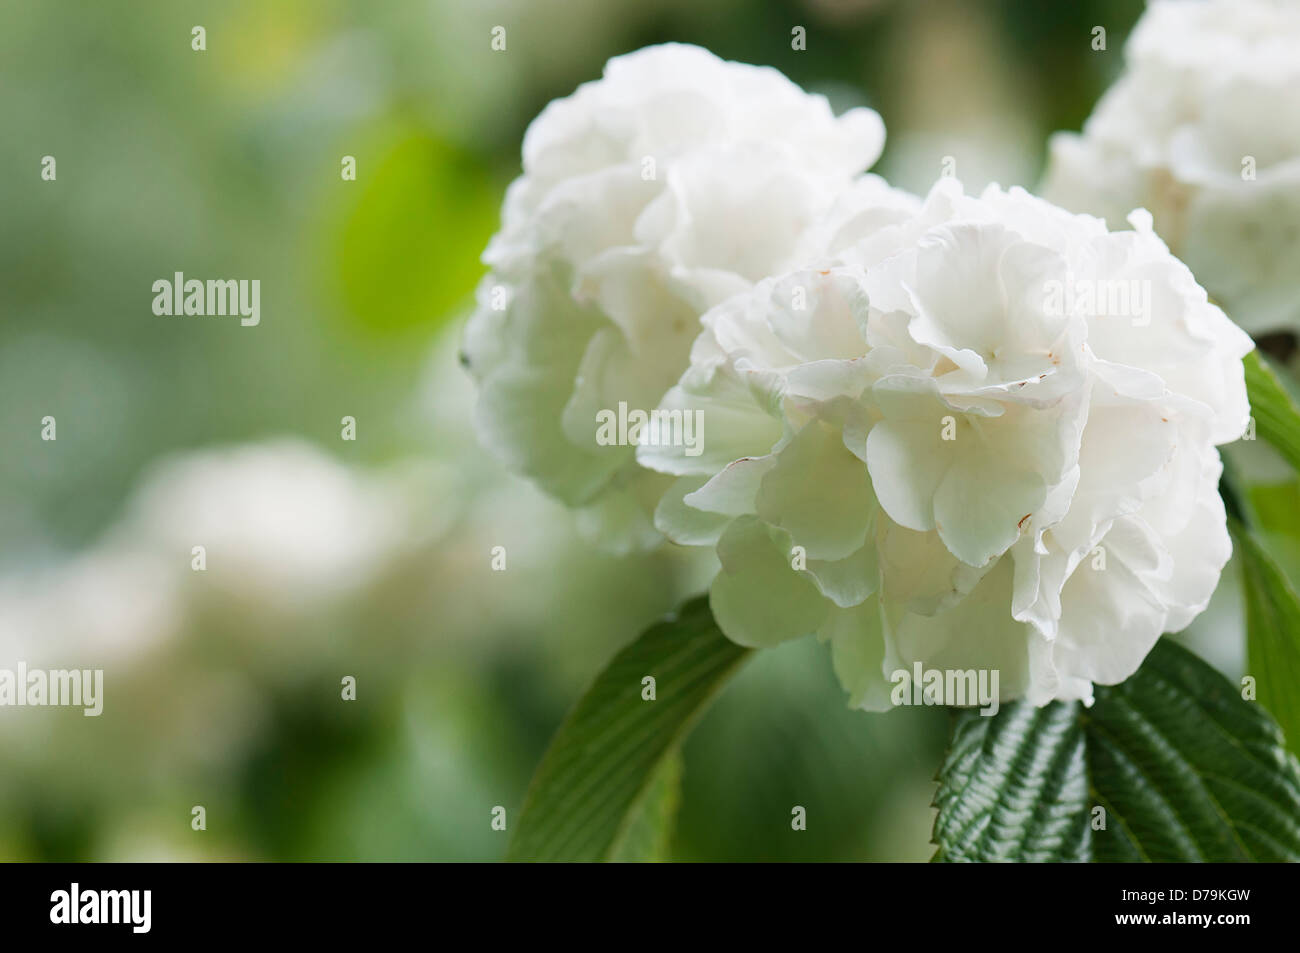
0, 0, 1186, 861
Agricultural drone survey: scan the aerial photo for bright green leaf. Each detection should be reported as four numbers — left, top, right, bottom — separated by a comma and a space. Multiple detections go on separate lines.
606, 748, 683, 863
1246, 481, 1300, 541
508, 597, 750, 862
1232, 519, 1300, 759
1244, 349, 1300, 473
337, 133, 497, 334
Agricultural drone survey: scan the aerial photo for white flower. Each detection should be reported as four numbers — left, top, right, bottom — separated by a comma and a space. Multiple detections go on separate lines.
462, 43, 886, 552
639, 177, 1252, 708
0, 440, 421, 672
126, 441, 419, 606
1042, 0, 1300, 335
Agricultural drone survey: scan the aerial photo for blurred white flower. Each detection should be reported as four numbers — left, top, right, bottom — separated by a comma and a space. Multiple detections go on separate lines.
0, 440, 428, 677
463, 43, 886, 552
0, 545, 181, 671
125, 441, 421, 608
1042, 0, 1300, 335
639, 178, 1252, 708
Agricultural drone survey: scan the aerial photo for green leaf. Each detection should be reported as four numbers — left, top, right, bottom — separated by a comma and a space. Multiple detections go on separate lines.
507, 597, 750, 862
933, 700, 1090, 862
606, 748, 683, 863
935, 639, 1300, 862
1232, 519, 1300, 759
336, 132, 497, 335
1245, 480, 1300, 540
1244, 349, 1300, 473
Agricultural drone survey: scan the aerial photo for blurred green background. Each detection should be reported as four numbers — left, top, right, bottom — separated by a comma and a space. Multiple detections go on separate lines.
0, 0, 1148, 861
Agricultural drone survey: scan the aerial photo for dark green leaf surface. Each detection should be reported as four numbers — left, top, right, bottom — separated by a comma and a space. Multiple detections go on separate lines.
933, 700, 1089, 862
508, 597, 750, 862
1087, 639, 1300, 861
935, 640, 1300, 862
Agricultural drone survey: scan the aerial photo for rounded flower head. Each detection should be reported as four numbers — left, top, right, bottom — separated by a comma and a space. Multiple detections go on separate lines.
462, 43, 886, 552
639, 178, 1252, 708
1042, 0, 1300, 335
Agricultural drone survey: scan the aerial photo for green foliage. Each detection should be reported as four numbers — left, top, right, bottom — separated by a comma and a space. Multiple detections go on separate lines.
1230, 349, 1300, 757
935, 639, 1300, 862
1233, 521, 1300, 759
338, 133, 497, 334
933, 700, 1089, 862
508, 598, 750, 862
676, 638, 948, 862
1244, 350, 1300, 473
606, 749, 683, 863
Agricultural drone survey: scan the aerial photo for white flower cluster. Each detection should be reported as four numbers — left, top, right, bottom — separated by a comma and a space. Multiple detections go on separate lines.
467, 43, 1254, 706
1043, 0, 1300, 336
639, 179, 1251, 707
462, 43, 885, 552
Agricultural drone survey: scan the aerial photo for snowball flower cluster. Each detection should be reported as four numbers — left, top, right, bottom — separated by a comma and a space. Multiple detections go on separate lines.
639, 178, 1252, 707
1042, 0, 1300, 335
462, 43, 886, 551
466, 41, 1256, 708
